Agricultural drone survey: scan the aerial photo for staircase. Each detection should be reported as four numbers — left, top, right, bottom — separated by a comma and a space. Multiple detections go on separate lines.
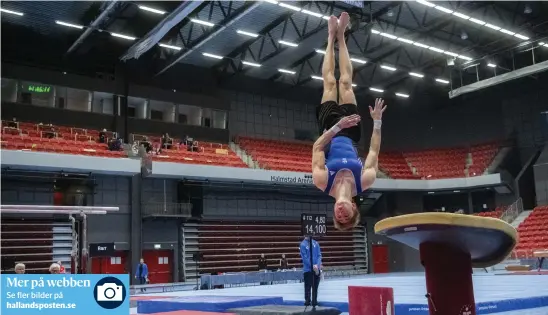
229, 141, 259, 169
485, 147, 512, 174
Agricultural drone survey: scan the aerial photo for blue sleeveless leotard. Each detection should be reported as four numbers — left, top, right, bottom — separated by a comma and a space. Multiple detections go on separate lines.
324, 136, 363, 194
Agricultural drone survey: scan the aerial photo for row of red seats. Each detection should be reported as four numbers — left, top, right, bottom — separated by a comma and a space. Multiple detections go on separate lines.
512, 205, 548, 258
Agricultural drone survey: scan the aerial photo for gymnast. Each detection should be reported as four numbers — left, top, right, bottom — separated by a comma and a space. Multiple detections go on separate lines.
312, 12, 386, 231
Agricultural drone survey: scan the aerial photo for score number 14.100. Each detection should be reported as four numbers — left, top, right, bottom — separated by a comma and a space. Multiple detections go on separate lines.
302, 215, 327, 235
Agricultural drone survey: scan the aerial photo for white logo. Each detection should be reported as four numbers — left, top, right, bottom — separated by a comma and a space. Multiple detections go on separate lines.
330, 171, 335, 175
460, 305, 472, 315
386, 301, 392, 315
342, 158, 348, 164
97, 283, 123, 301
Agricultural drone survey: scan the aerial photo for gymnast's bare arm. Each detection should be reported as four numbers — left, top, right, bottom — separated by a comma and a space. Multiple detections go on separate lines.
312, 115, 361, 190
362, 98, 387, 190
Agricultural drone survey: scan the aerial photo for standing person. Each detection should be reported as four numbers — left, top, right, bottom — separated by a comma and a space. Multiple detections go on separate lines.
311, 12, 386, 231
279, 254, 289, 270
258, 253, 267, 270
135, 258, 149, 293
300, 236, 322, 308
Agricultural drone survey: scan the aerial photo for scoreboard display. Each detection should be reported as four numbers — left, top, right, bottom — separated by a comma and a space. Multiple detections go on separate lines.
301, 213, 327, 236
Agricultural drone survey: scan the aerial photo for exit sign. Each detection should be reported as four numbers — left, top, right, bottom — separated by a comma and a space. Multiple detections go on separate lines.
28, 85, 51, 93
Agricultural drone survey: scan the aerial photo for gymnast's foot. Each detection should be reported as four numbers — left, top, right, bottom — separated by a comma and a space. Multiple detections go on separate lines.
328, 15, 338, 40
337, 12, 350, 39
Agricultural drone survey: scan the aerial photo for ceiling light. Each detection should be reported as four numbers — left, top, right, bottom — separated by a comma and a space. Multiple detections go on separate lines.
159, 43, 182, 50
138, 5, 166, 15
315, 49, 326, 55
413, 42, 429, 49
487, 63, 496, 68
485, 24, 501, 31
469, 18, 486, 25
457, 55, 473, 61
380, 32, 397, 39
524, 4, 532, 14
428, 47, 445, 53
397, 37, 414, 44
380, 65, 397, 71
202, 52, 223, 59
453, 12, 470, 20
278, 2, 301, 12
242, 61, 261, 67
350, 58, 367, 64
311, 75, 324, 81
371, 29, 381, 34
278, 69, 296, 75
499, 28, 515, 36
0, 8, 23, 16
409, 72, 424, 78
395, 92, 410, 98
369, 87, 384, 93
278, 40, 298, 47
514, 34, 529, 40
55, 20, 84, 29
237, 30, 259, 38
301, 9, 323, 18
263, 0, 279, 4
352, 84, 357, 87
434, 6, 453, 14
435, 78, 450, 84
416, 0, 435, 8
111, 32, 136, 40
444, 51, 459, 57
191, 19, 214, 27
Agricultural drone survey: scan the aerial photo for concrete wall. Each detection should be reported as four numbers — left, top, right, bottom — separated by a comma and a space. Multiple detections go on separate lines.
534, 145, 548, 206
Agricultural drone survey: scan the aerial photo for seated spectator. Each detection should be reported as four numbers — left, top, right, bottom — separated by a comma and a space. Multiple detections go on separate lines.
98, 129, 107, 143
188, 140, 200, 152
141, 137, 153, 153
161, 132, 173, 149
14, 263, 25, 274
108, 137, 122, 151
7, 117, 18, 128
57, 261, 65, 274
49, 263, 61, 274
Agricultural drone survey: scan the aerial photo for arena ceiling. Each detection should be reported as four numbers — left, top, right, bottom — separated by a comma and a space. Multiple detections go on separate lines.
2, 1, 548, 99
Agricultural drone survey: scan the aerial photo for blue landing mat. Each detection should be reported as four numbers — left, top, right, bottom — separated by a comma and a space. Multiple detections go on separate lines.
137, 296, 284, 314
284, 296, 548, 314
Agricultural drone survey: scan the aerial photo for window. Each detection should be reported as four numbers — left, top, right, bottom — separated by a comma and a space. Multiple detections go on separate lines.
110, 257, 121, 265
151, 110, 163, 121
158, 257, 169, 264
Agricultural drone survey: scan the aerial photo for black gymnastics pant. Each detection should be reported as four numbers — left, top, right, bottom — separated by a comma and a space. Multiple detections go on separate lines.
304, 271, 321, 306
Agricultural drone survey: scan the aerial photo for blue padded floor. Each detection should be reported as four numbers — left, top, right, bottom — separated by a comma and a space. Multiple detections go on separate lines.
137, 295, 283, 314
137, 273, 548, 315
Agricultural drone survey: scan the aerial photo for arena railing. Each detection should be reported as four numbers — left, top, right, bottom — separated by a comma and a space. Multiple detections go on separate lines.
500, 198, 524, 224
0, 205, 118, 274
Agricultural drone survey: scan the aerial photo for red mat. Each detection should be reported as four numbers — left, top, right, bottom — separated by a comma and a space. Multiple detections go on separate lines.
131, 296, 175, 301
137, 311, 233, 315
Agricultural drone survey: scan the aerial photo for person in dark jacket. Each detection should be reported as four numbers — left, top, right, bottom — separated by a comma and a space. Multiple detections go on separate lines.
258, 253, 267, 270
280, 254, 289, 269
135, 258, 149, 293
300, 237, 322, 307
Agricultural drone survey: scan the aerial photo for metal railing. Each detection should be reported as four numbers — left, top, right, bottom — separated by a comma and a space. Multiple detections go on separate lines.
142, 202, 192, 217
500, 198, 524, 224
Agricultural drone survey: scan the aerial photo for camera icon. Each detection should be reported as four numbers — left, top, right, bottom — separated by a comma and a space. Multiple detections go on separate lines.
96, 283, 123, 302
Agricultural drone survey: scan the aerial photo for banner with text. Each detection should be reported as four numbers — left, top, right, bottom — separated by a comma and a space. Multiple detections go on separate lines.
1, 274, 129, 315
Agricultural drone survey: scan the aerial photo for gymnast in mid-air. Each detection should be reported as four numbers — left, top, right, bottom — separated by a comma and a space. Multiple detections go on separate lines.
312, 12, 386, 231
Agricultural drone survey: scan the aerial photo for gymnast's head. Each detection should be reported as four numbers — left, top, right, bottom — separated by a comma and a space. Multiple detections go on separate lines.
333, 199, 360, 231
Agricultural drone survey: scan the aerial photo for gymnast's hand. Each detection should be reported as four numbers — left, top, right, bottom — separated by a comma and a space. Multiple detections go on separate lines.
336, 114, 361, 129
369, 98, 387, 120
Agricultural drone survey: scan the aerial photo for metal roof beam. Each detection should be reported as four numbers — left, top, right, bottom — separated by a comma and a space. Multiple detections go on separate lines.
155, 1, 260, 76
120, 1, 206, 61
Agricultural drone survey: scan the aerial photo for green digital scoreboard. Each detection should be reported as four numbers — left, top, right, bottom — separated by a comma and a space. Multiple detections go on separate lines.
27, 85, 52, 93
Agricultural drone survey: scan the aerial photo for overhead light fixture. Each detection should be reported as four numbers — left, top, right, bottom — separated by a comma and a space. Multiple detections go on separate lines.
469, 18, 486, 25
263, 0, 279, 4
111, 32, 136, 40
428, 46, 445, 53
453, 190, 461, 193
55, 20, 84, 29
413, 42, 429, 49
369, 87, 384, 93
524, 4, 532, 14
371, 29, 381, 34
138, 5, 166, 15
395, 92, 409, 98
485, 24, 501, 31
380, 65, 397, 71
0, 8, 23, 16
352, 84, 357, 87
444, 51, 459, 57
487, 63, 496, 68
499, 28, 515, 36
202, 52, 223, 59
311, 75, 324, 81
278, 69, 296, 75
237, 30, 259, 38
191, 19, 214, 27
435, 78, 450, 84
453, 12, 470, 20
278, 2, 301, 12
409, 72, 424, 78
397, 37, 414, 44
416, 0, 435, 8
350, 58, 367, 64
380, 32, 397, 39
457, 55, 473, 61
514, 34, 529, 40
278, 40, 298, 47
434, 6, 454, 14
159, 43, 182, 50
315, 49, 326, 55
242, 61, 261, 67
301, 9, 323, 18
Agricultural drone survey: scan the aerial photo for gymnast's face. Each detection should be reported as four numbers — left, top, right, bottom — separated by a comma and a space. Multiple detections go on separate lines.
334, 200, 354, 224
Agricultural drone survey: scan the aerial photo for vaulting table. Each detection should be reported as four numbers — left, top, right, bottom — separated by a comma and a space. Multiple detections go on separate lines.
375, 213, 517, 315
